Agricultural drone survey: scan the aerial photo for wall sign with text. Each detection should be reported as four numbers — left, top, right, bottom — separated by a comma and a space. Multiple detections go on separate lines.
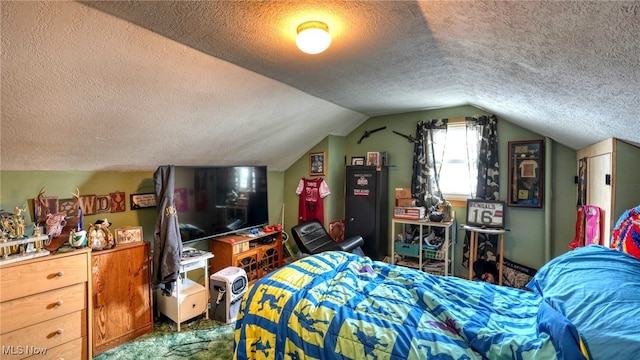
130, 193, 157, 210
466, 199, 505, 228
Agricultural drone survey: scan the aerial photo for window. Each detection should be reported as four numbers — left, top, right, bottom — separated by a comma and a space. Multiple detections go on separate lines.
437, 121, 479, 200
235, 167, 255, 192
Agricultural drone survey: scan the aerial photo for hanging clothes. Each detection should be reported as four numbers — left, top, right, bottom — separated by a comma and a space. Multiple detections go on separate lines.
153, 165, 183, 295
296, 177, 331, 224
568, 206, 586, 249
568, 205, 602, 249
584, 205, 603, 246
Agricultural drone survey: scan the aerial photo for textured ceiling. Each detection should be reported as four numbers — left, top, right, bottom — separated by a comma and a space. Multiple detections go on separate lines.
2, 1, 639, 171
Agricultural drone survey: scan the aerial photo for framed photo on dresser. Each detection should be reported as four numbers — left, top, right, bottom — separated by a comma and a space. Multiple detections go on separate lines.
115, 226, 143, 244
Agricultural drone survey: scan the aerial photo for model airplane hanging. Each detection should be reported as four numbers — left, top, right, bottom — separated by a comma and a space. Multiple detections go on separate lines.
357, 126, 387, 144
392, 130, 418, 143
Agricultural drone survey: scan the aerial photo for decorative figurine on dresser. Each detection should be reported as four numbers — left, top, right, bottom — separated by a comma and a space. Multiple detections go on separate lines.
0, 194, 93, 359
34, 187, 81, 252
87, 218, 115, 250
0, 205, 49, 265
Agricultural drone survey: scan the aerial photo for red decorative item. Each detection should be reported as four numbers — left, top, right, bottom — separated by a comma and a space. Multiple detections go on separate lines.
329, 220, 345, 242
110, 191, 126, 213
264, 224, 283, 233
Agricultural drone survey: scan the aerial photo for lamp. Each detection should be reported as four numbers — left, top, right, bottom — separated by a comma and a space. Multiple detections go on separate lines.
296, 21, 331, 54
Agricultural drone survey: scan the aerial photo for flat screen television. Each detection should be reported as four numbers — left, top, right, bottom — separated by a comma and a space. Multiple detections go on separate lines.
172, 165, 269, 245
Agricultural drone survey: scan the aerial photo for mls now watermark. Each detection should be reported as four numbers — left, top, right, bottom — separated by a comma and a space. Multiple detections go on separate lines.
2, 346, 48, 356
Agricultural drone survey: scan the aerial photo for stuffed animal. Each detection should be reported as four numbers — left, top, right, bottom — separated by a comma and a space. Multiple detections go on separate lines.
437, 200, 453, 222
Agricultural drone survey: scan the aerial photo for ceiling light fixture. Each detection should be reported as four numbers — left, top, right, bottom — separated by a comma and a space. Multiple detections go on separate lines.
296, 21, 331, 54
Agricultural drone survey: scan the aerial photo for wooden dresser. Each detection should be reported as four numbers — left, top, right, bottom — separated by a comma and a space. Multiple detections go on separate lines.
0, 248, 92, 360
91, 242, 153, 355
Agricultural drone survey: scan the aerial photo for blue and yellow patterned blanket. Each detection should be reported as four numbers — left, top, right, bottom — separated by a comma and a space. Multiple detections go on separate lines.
234, 252, 588, 359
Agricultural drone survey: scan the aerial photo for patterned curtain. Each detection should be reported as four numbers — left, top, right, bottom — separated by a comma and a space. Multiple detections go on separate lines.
411, 119, 448, 210
474, 115, 500, 200
463, 114, 500, 269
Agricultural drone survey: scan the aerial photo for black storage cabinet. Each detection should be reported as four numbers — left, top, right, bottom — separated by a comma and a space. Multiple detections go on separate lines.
344, 166, 389, 260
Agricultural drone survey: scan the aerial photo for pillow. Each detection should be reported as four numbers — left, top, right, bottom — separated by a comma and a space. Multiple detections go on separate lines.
611, 205, 640, 259
527, 245, 640, 360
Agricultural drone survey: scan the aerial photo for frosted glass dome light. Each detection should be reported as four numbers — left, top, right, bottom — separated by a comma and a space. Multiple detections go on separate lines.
296, 21, 331, 55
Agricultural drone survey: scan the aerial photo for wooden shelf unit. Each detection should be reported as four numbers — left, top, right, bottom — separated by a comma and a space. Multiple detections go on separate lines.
390, 217, 455, 276
209, 231, 283, 284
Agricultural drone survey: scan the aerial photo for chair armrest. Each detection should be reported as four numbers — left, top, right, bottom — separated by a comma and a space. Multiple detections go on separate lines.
333, 235, 364, 252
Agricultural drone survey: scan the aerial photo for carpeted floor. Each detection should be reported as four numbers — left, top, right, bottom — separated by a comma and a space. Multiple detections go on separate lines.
93, 317, 235, 360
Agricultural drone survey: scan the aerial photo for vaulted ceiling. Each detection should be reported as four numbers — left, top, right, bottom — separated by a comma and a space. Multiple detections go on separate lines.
2, 1, 639, 171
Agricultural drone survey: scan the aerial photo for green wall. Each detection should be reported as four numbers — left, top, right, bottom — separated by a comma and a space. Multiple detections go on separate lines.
282, 136, 347, 231
281, 105, 579, 275
1, 105, 582, 275
0, 171, 157, 239
0, 170, 285, 251
550, 140, 580, 259
613, 140, 640, 219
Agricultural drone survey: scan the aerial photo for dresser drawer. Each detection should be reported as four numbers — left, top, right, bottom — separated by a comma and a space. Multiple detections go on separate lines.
179, 288, 208, 321
25, 337, 86, 360
0, 311, 85, 360
0, 252, 88, 302
0, 283, 86, 334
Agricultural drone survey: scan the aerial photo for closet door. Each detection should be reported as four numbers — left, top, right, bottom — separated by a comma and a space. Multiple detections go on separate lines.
586, 153, 612, 245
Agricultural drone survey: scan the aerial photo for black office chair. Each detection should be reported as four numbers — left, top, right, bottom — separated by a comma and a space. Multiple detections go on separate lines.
291, 219, 364, 255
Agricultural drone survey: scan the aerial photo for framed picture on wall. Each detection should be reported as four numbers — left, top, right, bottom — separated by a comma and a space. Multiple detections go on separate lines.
309, 151, 326, 176
508, 140, 544, 208
130, 193, 156, 210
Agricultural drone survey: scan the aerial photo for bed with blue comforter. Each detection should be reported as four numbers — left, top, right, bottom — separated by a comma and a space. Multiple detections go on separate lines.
233, 251, 589, 359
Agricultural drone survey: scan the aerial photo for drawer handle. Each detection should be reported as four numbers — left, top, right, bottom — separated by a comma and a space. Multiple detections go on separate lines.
53, 300, 63, 308
55, 271, 64, 278
46, 328, 65, 339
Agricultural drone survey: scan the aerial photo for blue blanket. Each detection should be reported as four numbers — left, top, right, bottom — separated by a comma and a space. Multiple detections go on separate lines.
234, 252, 588, 359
